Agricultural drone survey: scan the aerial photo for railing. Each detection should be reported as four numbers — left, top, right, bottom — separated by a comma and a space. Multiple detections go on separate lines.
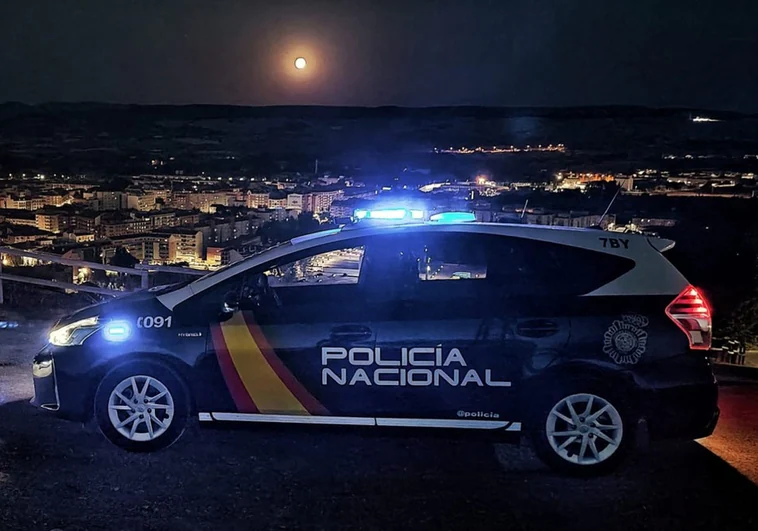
711, 339, 746, 366
0, 246, 206, 304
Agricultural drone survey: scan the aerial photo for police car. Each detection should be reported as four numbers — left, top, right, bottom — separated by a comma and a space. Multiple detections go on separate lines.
32, 208, 719, 474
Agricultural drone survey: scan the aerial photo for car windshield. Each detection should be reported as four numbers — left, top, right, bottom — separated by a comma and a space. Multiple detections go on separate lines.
144, 240, 294, 296
194, 241, 292, 283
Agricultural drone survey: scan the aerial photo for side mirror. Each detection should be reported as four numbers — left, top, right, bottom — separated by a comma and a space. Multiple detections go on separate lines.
222, 291, 240, 314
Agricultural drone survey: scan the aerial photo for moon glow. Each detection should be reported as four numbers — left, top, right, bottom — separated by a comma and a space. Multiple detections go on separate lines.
294, 57, 307, 70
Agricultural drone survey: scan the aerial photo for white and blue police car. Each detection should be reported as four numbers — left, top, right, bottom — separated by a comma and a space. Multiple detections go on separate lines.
33, 208, 718, 474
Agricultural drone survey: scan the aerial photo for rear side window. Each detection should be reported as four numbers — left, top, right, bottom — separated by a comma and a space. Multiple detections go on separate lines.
361, 232, 489, 302
361, 231, 633, 299
486, 236, 635, 296
414, 234, 487, 281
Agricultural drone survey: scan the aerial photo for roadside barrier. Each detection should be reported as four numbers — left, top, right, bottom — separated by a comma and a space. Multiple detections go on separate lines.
0, 246, 206, 304
712, 339, 746, 366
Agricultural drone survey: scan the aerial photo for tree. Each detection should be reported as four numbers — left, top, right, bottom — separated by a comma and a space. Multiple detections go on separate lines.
109, 247, 139, 268
585, 180, 620, 200
296, 212, 321, 235
105, 176, 132, 191
721, 255, 758, 346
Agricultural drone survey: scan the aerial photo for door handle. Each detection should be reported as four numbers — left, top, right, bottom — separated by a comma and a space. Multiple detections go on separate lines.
516, 320, 560, 338
330, 325, 373, 342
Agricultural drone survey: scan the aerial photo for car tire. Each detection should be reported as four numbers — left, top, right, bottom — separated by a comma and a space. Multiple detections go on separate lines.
94, 361, 189, 452
529, 383, 632, 476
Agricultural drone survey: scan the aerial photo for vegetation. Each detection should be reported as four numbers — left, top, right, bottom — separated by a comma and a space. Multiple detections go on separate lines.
256, 213, 331, 245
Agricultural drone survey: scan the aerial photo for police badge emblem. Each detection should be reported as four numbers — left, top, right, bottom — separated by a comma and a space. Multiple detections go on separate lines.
603, 314, 649, 365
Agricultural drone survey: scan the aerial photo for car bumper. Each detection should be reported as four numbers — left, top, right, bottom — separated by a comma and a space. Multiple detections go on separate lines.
31, 353, 59, 411
31, 348, 92, 421
643, 382, 719, 440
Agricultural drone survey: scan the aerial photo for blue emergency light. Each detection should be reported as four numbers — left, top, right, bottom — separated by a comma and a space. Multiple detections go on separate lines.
352, 207, 475, 224
353, 208, 425, 221
429, 212, 476, 223
103, 320, 132, 342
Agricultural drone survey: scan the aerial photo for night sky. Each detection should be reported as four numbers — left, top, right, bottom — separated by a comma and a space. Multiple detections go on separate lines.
1, 0, 756, 111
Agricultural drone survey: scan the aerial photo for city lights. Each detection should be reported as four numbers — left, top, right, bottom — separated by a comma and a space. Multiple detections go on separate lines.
435, 144, 566, 155
2, 128, 757, 276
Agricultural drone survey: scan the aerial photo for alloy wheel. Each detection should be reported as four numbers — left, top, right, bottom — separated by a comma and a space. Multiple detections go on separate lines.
545, 393, 624, 466
107, 375, 175, 442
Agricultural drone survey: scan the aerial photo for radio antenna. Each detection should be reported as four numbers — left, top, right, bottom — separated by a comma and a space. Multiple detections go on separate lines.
597, 186, 621, 227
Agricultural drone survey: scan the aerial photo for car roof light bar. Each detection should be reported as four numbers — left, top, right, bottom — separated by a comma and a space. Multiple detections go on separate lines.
351, 208, 475, 225
428, 212, 476, 223
353, 208, 425, 222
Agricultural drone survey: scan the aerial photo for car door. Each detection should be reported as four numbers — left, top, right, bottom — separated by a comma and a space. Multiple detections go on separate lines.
361, 231, 513, 424
203, 238, 385, 420
365, 231, 571, 427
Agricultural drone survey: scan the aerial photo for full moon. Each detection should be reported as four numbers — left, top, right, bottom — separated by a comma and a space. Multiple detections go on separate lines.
294, 57, 307, 70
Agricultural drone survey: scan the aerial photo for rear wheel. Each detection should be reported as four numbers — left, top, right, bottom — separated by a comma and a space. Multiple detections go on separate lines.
94, 362, 189, 452
531, 388, 630, 475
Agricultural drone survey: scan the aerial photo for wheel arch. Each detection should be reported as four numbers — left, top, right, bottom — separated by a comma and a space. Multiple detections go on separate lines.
84, 352, 196, 421
520, 362, 642, 428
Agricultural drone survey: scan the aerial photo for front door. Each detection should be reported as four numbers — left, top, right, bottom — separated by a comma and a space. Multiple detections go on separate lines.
207, 240, 382, 420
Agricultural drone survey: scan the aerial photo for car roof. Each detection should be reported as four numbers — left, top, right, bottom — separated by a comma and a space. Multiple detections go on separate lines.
157, 222, 679, 309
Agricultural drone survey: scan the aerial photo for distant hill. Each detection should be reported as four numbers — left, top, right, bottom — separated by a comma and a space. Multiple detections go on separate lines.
0, 102, 756, 177
0, 102, 751, 122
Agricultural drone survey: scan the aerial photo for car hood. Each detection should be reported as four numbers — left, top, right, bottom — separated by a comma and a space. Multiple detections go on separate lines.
52, 290, 167, 329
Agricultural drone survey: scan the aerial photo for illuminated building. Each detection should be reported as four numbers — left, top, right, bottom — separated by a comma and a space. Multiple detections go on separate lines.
303, 189, 346, 213
187, 192, 232, 214
246, 192, 270, 209
168, 229, 203, 264
94, 191, 130, 211
35, 211, 70, 233
268, 195, 287, 209
99, 217, 151, 238
102, 234, 171, 265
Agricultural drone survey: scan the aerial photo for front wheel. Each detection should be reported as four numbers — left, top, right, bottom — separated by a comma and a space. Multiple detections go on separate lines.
531, 389, 630, 475
94, 362, 189, 452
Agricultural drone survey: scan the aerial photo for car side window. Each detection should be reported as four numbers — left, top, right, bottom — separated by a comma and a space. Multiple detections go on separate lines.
249, 240, 375, 323
175, 271, 250, 322
362, 232, 489, 303
414, 234, 487, 281
182, 240, 371, 321
264, 246, 366, 287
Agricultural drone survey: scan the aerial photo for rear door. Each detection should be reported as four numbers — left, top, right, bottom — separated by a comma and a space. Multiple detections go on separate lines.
364, 231, 571, 427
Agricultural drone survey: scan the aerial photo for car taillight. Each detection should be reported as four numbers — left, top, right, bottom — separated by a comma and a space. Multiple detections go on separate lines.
665, 286, 712, 350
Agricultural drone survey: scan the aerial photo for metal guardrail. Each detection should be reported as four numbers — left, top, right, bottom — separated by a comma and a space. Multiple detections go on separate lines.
0, 246, 206, 304
711, 341, 747, 366
134, 263, 207, 276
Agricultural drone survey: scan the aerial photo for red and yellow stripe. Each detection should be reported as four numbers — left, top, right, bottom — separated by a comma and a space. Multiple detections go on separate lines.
211, 312, 328, 415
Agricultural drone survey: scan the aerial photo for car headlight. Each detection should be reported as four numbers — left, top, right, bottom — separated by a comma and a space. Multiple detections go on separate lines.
48, 317, 100, 346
